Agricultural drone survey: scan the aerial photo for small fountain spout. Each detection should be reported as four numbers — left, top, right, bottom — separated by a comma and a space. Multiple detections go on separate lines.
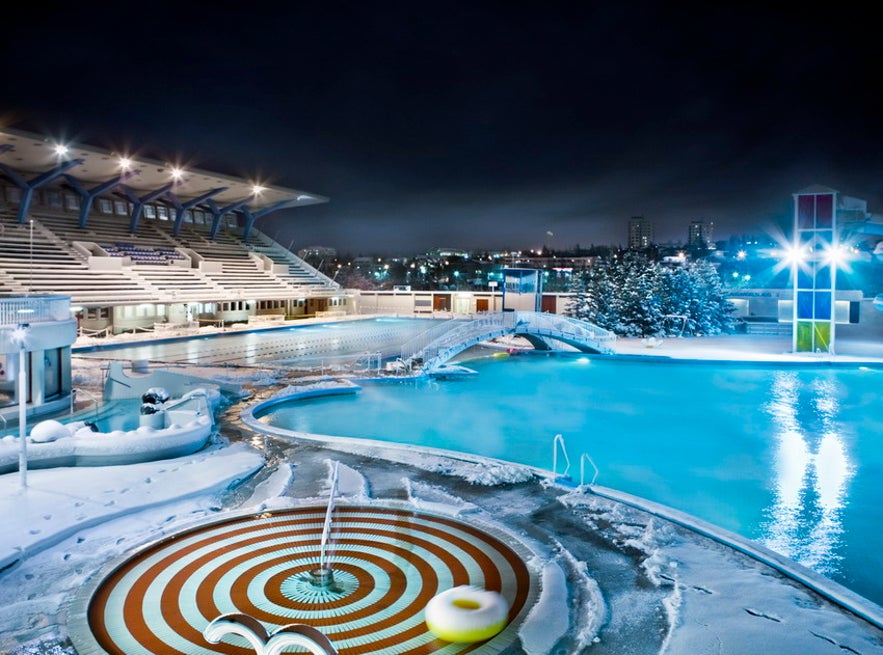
309, 461, 339, 589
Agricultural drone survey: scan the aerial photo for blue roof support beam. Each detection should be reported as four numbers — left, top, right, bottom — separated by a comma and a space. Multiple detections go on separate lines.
0, 159, 84, 224
168, 187, 228, 236
238, 198, 301, 241
64, 170, 141, 228
120, 183, 176, 233
206, 198, 253, 240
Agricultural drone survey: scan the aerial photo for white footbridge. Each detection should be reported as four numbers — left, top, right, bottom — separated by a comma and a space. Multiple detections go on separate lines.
401, 311, 616, 373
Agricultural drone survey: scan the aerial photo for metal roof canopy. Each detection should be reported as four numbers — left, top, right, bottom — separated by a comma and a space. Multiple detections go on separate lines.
0, 126, 328, 212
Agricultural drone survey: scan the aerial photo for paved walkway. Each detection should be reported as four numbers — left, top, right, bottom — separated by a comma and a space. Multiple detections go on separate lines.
610, 332, 883, 363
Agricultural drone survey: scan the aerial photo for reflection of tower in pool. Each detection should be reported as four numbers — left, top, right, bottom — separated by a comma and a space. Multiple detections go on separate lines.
762, 372, 855, 574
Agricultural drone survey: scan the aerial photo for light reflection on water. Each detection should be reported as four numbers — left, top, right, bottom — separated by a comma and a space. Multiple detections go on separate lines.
258, 355, 883, 605
761, 372, 855, 574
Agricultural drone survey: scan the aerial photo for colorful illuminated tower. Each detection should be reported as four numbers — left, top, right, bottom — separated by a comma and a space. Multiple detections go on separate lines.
792, 185, 838, 353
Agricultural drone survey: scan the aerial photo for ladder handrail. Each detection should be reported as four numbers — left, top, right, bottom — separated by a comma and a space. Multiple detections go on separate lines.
552, 433, 570, 479
580, 452, 599, 487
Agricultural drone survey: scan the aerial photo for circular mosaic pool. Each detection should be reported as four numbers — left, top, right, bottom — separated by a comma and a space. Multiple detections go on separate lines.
77, 505, 539, 655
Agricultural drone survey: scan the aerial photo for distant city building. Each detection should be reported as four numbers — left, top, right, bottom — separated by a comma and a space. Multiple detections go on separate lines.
627, 216, 654, 249
688, 220, 714, 248
426, 247, 470, 259
298, 246, 337, 259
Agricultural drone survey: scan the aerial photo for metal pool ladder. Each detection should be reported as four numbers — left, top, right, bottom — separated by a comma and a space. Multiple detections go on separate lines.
552, 433, 599, 487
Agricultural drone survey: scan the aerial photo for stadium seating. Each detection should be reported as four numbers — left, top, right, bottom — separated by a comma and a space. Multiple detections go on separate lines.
0, 209, 340, 307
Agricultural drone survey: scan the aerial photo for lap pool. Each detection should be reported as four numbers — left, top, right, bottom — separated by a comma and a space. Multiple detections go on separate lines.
254, 353, 883, 608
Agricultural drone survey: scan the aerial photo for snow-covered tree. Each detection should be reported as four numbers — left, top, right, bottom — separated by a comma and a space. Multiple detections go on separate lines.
566, 254, 734, 337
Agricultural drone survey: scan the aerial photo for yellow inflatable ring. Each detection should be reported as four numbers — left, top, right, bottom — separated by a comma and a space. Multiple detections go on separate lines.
425, 585, 510, 643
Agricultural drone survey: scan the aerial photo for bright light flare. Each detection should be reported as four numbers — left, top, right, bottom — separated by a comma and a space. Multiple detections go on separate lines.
782, 243, 808, 265
824, 242, 855, 274
54, 143, 69, 157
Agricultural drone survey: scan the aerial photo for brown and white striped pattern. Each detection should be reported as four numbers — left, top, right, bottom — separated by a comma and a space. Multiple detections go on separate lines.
87, 506, 537, 655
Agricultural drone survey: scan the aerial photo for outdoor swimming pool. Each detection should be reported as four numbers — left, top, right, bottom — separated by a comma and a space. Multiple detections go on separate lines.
256, 353, 883, 607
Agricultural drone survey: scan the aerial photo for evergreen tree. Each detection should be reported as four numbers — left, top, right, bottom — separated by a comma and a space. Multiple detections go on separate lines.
568, 253, 734, 338
565, 270, 589, 320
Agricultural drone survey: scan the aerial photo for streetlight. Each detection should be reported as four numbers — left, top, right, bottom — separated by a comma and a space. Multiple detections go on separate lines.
12, 323, 29, 490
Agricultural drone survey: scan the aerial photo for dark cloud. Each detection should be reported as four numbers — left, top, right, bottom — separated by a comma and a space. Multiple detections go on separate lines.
4, 2, 882, 254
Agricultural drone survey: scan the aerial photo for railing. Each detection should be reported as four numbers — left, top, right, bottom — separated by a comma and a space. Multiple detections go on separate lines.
70, 388, 100, 419
78, 326, 111, 338
0, 294, 71, 326
580, 452, 599, 487
398, 316, 464, 361
553, 433, 600, 487
552, 433, 570, 479
414, 311, 617, 370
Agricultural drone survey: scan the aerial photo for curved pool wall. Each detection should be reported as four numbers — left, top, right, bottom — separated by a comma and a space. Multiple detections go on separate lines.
242, 385, 549, 479
246, 353, 883, 610
241, 384, 883, 630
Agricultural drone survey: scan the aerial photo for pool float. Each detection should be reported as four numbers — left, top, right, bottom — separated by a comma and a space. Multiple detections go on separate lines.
424, 585, 509, 643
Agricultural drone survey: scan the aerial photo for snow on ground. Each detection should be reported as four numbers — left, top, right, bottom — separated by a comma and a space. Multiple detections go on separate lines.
518, 560, 570, 655
3, 329, 883, 654
0, 444, 264, 653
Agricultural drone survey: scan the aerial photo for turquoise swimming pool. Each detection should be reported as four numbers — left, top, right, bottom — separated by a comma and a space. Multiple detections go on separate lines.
255, 353, 883, 607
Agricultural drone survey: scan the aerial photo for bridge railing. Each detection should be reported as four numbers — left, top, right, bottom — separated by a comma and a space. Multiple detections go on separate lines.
519, 312, 617, 348
414, 312, 514, 363
399, 315, 478, 361
415, 311, 616, 370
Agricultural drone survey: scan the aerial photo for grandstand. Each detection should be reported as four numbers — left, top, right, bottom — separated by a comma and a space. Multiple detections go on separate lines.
0, 127, 349, 335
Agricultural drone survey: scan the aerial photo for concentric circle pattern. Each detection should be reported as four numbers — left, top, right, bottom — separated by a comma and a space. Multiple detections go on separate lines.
87, 506, 537, 654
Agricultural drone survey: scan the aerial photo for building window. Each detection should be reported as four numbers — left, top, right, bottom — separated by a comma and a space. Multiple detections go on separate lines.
5, 186, 22, 204
156, 205, 169, 220
144, 204, 156, 219
64, 193, 80, 211
46, 190, 62, 209
98, 198, 113, 214
114, 200, 128, 216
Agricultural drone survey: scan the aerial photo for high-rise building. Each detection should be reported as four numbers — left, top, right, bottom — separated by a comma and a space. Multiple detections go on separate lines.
628, 216, 653, 249
688, 220, 714, 248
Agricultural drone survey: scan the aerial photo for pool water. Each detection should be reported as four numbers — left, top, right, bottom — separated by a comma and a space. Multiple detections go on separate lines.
258, 354, 883, 607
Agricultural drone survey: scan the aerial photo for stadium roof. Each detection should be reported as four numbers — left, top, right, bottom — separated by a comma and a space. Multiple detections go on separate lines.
0, 126, 328, 211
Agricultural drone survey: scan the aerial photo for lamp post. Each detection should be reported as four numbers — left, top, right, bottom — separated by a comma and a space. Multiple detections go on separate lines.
14, 323, 29, 490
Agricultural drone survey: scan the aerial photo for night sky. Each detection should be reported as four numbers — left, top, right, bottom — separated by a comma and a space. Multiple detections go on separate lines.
4, 2, 882, 255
